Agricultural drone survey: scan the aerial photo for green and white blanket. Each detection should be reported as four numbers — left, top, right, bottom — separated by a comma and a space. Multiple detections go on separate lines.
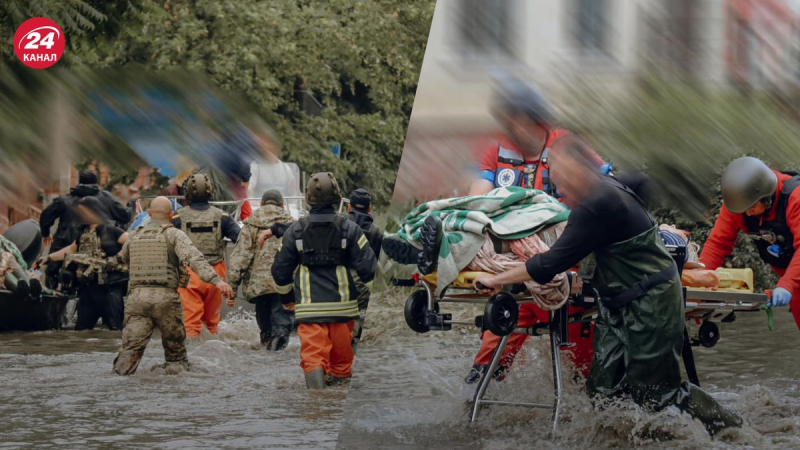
397, 187, 569, 294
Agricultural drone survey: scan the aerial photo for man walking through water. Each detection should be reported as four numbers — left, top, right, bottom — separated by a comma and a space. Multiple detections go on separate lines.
113, 196, 234, 375
472, 141, 742, 434
271, 173, 377, 389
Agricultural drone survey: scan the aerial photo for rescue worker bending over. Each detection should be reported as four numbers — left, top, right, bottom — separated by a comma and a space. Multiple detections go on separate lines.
700, 157, 800, 326
473, 142, 742, 435
113, 197, 233, 375
228, 189, 295, 350
173, 173, 240, 337
272, 173, 377, 389
347, 188, 384, 352
38, 197, 129, 330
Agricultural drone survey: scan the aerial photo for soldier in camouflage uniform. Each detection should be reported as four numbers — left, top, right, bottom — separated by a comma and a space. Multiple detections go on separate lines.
228, 190, 295, 350
113, 197, 234, 376
173, 173, 240, 337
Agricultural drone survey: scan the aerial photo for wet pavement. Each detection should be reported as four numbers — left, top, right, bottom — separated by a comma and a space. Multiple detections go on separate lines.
0, 310, 347, 449
338, 289, 800, 449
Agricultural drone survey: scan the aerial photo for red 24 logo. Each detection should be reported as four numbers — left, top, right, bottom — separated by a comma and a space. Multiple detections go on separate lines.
14, 17, 65, 69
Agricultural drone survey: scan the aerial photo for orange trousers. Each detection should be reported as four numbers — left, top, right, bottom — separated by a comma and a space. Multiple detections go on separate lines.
298, 321, 355, 377
178, 262, 226, 338
473, 303, 594, 377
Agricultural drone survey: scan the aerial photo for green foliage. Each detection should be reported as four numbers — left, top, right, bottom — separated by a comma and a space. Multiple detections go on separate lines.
0, 0, 435, 207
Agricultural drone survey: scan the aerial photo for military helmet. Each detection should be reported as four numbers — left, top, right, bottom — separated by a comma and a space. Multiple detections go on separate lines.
721, 156, 778, 214
306, 172, 342, 206
182, 173, 214, 203
491, 75, 556, 128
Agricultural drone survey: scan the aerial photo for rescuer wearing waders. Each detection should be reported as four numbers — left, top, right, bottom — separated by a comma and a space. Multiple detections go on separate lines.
473, 142, 743, 435
112, 197, 234, 375
38, 197, 129, 330
700, 157, 800, 328
173, 173, 240, 337
348, 188, 383, 353
271, 173, 377, 389
465, 77, 602, 384
228, 189, 295, 350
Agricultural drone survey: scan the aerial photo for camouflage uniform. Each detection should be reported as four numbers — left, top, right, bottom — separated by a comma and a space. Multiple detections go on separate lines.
112, 221, 222, 376
228, 204, 294, 346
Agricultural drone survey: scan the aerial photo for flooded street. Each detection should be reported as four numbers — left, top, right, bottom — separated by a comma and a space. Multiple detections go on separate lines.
338, 289, 800, 449
0, 310, 346, 449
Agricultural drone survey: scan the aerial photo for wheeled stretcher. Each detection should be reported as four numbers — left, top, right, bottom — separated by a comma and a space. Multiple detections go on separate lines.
393, 266, 769, 435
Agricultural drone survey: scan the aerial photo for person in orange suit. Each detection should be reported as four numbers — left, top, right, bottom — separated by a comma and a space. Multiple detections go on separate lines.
173, 173, 240, 337
700, 157, 800, 328
270, 172, 377, 389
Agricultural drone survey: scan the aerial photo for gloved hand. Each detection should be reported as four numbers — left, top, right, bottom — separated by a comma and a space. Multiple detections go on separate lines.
769, 287, 792, 307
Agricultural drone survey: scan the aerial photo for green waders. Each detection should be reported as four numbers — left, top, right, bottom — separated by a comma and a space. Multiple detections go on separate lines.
585, 225, 742, 434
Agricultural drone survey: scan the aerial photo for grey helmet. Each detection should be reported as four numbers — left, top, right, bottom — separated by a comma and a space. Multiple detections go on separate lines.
306, 172, 342, 206
491, 74, 556, 128
182, 173, 214, 203
721, 157, 778, 214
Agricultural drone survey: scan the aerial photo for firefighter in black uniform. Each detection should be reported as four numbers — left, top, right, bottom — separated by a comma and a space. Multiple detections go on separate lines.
271, 173, 377, 389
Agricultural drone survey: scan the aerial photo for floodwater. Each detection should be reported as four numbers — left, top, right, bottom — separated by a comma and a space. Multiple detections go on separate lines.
0, 307, 347, 449
337, 289, 800, 450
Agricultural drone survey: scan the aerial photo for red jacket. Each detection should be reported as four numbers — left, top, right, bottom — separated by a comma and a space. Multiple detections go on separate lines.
700, 171, 800, 298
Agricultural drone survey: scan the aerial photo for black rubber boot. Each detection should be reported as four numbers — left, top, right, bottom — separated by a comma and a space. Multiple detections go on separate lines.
465, 365, 485, 384
268, 334, 289, 351
381, 238, 422, 265
419, 216, 443, 275
29, 278, 42, 300
305, 368, 326, 390
4, 271, 29, 297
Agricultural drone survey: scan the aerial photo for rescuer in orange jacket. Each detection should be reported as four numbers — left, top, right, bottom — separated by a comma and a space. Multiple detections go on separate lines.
700, 157, 800, 328
465, 77, 605, 384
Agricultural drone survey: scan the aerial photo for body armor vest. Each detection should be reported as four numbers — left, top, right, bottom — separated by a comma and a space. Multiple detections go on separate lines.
128, 224, 182, 289
78, 228, 106, 258
298, 214, 348, 267
179, 206, 225, 264
745, 174, 800, 269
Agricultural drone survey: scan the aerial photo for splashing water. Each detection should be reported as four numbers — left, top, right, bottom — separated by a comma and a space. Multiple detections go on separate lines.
338, 289, 800, 449
0, 308, 347, 449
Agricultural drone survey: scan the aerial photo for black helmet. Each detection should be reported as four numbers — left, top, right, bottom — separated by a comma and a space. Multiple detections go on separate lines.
491, 76, 556, 128
182, 173, 214, 203
306, 172, 342, 206
721, 157, 778, 214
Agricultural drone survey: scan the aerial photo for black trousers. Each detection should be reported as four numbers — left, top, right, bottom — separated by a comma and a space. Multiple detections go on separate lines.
75, 282, 125, 331
252, 293, 294, 342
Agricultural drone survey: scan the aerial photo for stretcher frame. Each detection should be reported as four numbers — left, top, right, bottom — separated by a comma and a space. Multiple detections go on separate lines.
398, 272, 770, 438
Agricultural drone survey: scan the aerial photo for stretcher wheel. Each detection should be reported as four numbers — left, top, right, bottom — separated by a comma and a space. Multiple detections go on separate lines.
483, 293, 519, 336
698, 321, 719, 348
404, 290, 432, 333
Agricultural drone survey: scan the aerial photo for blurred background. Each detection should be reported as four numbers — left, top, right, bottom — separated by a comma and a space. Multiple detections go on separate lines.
390, 0, 800, 289
0, 0, 435, 232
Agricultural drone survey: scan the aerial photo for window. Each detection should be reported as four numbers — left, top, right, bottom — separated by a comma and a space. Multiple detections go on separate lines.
453, 0, 516, 59
569, 0, 610, 55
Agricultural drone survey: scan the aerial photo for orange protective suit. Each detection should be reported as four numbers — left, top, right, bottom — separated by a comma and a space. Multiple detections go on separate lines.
179, 262, 226, 337
473, 302, 594, 377
298, 321, 355, 377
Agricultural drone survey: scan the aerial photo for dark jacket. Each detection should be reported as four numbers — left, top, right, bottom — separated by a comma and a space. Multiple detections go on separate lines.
348, 209, 384, 259
272, 206, 377, 323
40, 184, 131, 252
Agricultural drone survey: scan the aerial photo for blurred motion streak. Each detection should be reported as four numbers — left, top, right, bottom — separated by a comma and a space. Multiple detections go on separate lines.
389, 0, 800, 230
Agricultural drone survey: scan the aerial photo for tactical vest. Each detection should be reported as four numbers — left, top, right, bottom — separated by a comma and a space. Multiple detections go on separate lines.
179, 206, 225, 264
297, 214, 348, 267
492, 129, 570, 194
78, 228, 106, 258
128, 224, 183, 289
744, 173, 800, 269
